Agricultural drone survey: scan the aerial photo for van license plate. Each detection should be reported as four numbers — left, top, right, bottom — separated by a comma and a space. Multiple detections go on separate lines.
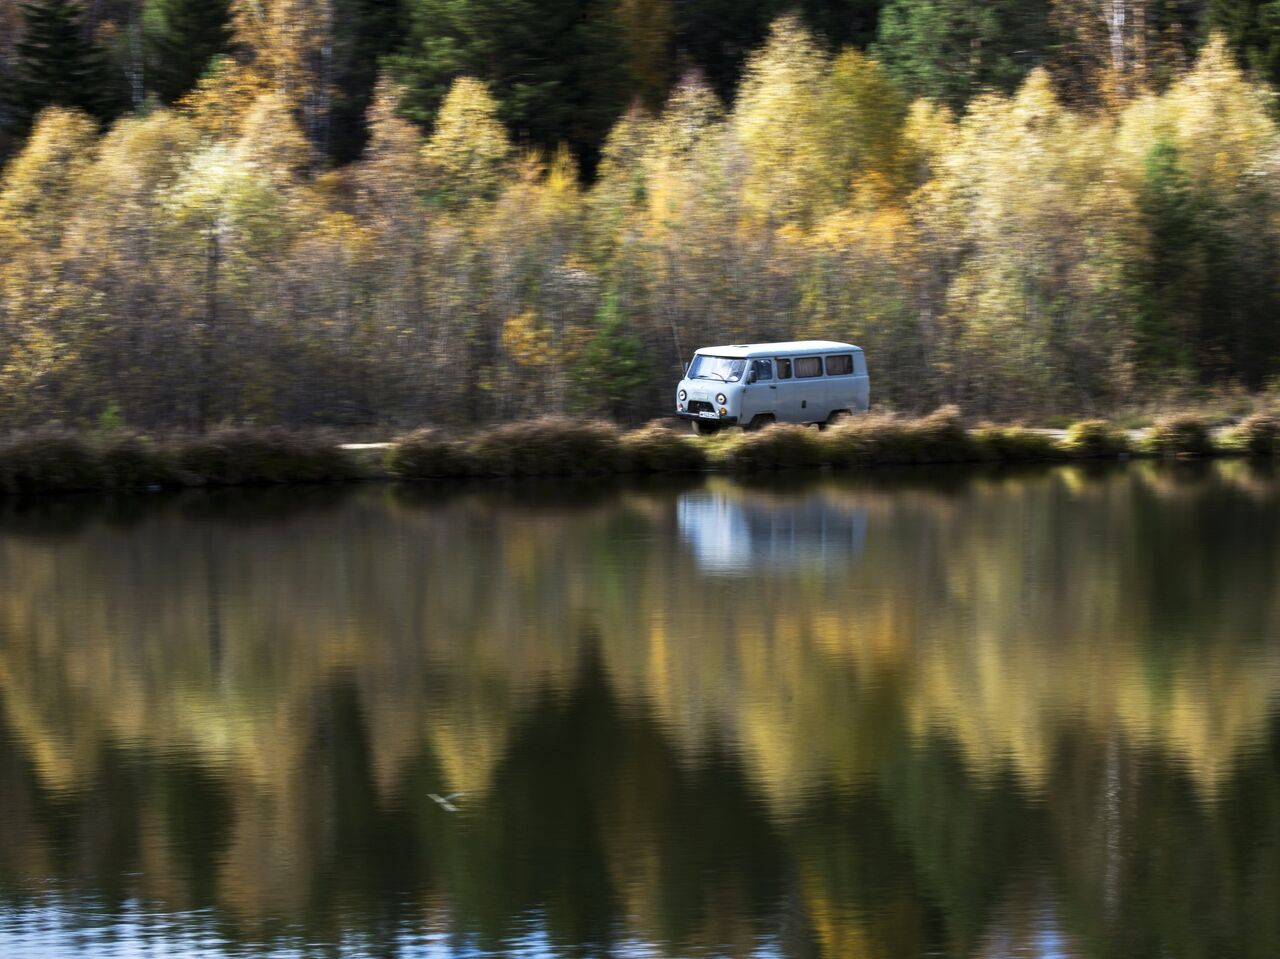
698, 410, 718, 419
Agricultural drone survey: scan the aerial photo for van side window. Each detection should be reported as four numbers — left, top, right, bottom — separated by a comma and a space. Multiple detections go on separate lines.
795, 356, 823, 378
776, 358, 792, 379
825, 354, 854, 376
751, 359, 773, 381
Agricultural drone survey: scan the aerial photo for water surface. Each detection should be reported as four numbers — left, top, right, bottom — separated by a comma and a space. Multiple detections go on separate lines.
1, 463, 1278, 957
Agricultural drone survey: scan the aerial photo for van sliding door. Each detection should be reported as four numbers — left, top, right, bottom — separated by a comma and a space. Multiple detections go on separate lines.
792, 356, 827, 423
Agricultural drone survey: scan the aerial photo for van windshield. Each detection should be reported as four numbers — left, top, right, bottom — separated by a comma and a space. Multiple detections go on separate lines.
688, 355, 747, 382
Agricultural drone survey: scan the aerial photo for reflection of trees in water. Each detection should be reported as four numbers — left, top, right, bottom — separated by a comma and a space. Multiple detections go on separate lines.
1, 652, 1278, 958
0, 464, 1279, 953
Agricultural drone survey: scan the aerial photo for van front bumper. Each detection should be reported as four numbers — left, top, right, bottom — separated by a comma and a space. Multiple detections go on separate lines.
675, 411, 739, 426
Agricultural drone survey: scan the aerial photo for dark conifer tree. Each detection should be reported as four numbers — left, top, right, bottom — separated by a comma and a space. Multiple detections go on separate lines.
146, 0, 233, 104
330, 0, 405, 163
8, 0, 111, 128
1207, 0, 1280, 86
390, 0, 630, 174
872, 0, 1053, 108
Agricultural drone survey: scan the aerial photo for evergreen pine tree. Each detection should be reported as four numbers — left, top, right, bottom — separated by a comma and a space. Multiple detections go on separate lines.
1207, 0, 1280, 86
389, 0, 630, 174
146, 0, 233, 104
872, 0, 1051, 107
329, 0, 405, 163
8, 0, 111, 128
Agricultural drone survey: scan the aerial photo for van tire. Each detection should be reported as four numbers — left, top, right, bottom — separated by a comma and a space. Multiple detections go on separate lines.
820, 410, 851, 431
745, 414, 776, 432
692, 420, 721, 436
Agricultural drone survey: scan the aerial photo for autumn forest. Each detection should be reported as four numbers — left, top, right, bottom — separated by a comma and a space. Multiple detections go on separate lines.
3, 0, 1280, 429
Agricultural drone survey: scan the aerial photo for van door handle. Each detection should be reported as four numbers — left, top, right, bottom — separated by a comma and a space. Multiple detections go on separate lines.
769, 385, 777, 390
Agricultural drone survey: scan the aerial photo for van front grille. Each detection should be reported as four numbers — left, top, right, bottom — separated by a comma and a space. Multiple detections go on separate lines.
687, 400, 714, 414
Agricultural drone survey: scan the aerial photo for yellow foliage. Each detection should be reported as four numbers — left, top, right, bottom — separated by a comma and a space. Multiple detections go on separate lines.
179, 56, 271, 141
422, 77, 513, 205
237, 92, 311, 180
0, 108, 99, 248
734, 14, 832, 227
501, 311, 554, 368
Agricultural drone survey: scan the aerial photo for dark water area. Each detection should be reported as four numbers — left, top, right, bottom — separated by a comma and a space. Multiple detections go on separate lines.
1, 463, 1278, 958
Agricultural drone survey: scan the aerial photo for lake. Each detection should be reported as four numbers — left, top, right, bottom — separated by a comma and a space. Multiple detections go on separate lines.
0, 462, 1278, 958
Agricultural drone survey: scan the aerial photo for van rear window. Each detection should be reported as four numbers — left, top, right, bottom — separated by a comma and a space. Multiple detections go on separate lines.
795, 357, 823, 378
825, 354, 854, 376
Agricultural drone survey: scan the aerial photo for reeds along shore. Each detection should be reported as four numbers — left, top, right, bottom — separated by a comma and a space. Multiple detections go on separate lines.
387, 408, 1280, 478
0, 428, 360, 495
1, 409, 1278, 496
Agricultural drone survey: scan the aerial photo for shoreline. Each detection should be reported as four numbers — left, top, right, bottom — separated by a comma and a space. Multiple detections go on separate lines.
0, 410, 1275, 498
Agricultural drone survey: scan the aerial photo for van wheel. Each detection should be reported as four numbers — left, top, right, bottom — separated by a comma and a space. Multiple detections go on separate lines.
745, 414, 776, 432
820, 410, 850, 431
692, 420, 720, 436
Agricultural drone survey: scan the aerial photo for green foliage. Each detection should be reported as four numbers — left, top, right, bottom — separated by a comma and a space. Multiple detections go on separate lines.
872, 0, 1050, 107
1135, 139, 1201, 382
96, 400, 126, 435
1060, 420, 1131, 458
571, 294, 653, 421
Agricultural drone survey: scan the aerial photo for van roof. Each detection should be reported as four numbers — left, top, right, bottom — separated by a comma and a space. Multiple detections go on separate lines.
693, 340, 860, 358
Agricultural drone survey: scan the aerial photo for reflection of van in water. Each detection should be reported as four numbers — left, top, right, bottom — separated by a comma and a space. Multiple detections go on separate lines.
674, 340, 869, 434
676, 488, 869, 574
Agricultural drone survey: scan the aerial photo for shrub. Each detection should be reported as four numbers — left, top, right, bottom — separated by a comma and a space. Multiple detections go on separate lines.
1231, 411, 1280, 456
466, 417, 624, 476
723, 423, 825, 471
901, 406, 980, 462
619, 422, 707, 473
0, 430, 103, 494
1060, 419, 1130, 458
387, 427, 472, 478
1147, 414, 1215, 456
822, 413, 900, 467
173, 428, 357, 486
100, 433, 175, 489
973, 426, 1062, 462
825, 407, 980, 466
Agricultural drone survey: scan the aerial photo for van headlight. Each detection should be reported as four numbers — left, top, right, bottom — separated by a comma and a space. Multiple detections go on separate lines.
679, 389, 687, 401
716, 392, 727, 405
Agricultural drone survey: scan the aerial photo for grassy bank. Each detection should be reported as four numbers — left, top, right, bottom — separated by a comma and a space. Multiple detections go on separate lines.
387, 409, 1279, 479
2, 409, 1276, 496
0, 428, 361, 496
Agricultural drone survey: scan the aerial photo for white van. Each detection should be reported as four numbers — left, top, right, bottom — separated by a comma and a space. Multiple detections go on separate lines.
675, 340, 869, 434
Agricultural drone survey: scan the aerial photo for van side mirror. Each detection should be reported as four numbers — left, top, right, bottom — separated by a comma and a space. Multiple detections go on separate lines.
683, 362, 690, 375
